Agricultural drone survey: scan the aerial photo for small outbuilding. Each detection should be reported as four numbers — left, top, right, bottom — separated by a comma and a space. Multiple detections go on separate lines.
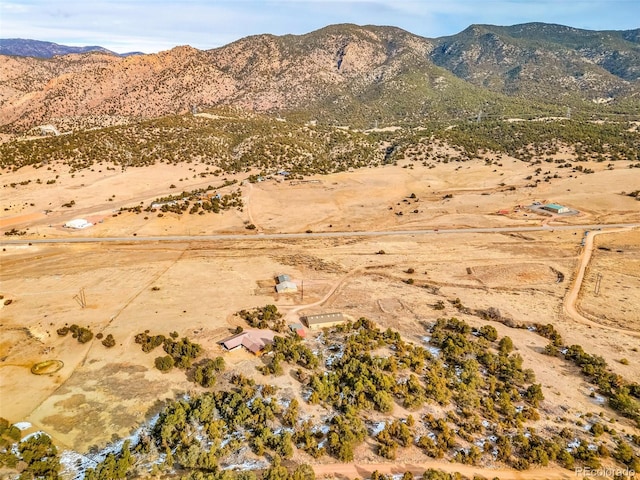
276, 274, 290, 283
543, 203, 569, 214
64, 219, 93, 229
289, 323, 306, 338
303, 312, 345, 330
275, 281, 298, 293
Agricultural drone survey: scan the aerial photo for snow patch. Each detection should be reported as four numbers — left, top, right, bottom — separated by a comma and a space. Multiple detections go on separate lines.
21, 431, 49, 442
302, 389, 313, 402
60, 450, 98, 480
222, 459, 268, 471
313, 424, 330, 435
326, 348, 344, 367
370, 422, 386, 436
427, 346, 441, 357
61, 413, 161, 480
567, 438, 581, 450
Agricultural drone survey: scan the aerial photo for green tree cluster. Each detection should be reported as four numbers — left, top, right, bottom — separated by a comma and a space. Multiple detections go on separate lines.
238, 305, 286, 332
84, 441, 134, 480
327, 413, 366, 462
564, 344, 640, 425
376, 419, 414, 460
162, 337, 203, 369
57, 324, 94, 344
190, 357, 226, 387
16, 433, 60, 479
135, 332, 166, 352
261, 334, 319, 375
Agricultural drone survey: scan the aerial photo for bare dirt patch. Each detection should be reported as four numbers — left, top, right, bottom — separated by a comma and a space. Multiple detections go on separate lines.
277, 253, 345, 273
472, 263, 559, 287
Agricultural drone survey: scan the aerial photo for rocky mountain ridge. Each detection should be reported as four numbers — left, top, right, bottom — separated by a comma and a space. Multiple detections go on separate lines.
1, 23, 638, 132
0, 38, 141, 58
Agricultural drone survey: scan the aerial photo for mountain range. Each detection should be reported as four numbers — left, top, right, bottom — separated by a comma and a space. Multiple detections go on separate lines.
1, 23, 639, 133
0, 38, 141, 58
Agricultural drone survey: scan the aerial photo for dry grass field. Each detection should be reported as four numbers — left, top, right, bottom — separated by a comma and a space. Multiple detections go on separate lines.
1, 152, 639, 476
579, 230, 640, 331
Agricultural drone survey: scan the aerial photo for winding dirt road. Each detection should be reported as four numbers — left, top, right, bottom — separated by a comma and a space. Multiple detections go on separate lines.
563, 227, 640, 339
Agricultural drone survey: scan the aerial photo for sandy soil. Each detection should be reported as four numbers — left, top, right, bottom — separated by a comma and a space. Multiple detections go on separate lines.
578, 230, 640, 331
2, 155, 639, 237
2, 233, 638, 451
312, 461, 575, 479
1, 155, 639, 473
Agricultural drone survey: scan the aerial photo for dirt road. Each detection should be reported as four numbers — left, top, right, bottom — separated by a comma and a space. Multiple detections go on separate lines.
311, 461, 575, 479
283, 267, 363, 322
563, 227, 640, 339
2, 223, 640, 245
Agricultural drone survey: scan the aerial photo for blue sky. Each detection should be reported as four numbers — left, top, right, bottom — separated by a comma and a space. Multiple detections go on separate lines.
1, 0, 639, 53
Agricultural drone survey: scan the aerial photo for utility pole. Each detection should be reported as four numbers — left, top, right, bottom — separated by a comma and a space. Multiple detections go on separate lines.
594, 273, 602, 296
74, 288, 87, 308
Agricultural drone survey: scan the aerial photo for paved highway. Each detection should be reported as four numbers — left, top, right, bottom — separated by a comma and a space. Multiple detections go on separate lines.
1, 223, 638, 245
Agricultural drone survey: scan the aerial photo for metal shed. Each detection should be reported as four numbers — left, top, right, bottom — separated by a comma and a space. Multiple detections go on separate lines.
303, 312, 345, 330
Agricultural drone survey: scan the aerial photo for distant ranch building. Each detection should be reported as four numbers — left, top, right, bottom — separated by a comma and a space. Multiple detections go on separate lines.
275, 281, 297, 293
303, 312, 345, 330
543, 203, 570, 214
275, 273, 297, 293
64, 219, 93, 229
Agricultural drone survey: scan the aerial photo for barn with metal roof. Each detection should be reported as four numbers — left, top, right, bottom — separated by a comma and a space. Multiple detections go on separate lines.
303, 312, 345, 330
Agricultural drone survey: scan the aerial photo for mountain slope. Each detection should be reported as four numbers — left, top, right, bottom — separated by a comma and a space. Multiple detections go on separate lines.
430, 23, 640, 101
1, 25, 517, 131
0, 46, 237, 130
208, 24, 536, 125
1, 23, 639, 133
0, 38, 140, 58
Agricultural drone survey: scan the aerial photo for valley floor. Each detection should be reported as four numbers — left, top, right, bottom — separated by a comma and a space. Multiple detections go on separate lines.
1, 156, 639, 478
